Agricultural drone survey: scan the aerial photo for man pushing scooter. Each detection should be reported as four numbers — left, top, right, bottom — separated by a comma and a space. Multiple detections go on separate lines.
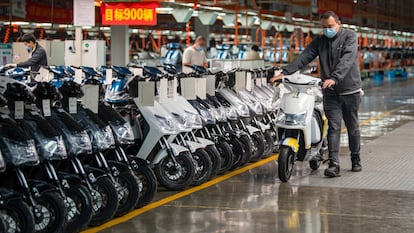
270, 10, 362, 177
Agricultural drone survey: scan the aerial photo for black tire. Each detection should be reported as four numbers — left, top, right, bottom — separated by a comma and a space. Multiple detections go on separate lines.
249, 132, 265, 162
114, 171, 140, 217
216, 141, 234, 174
1, 198, 35, 233
154, 152, 195, 190
204, 145, 221, 177
228, 137, 244, 170
278, 146, 295, 182
33, 191, 67, 233
0, 215, 7, 233
262, 130, 275, 157
190, 149, 213, 186
64, 184, 93, 233
238, 135, 253, 165
89, 177, 119, 226
309, 157, 321, 171
132, 163, 157, 208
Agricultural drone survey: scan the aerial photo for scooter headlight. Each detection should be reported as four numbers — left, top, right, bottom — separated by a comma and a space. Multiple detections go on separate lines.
41, 136, 68, 160
226, 107, 239, 121
155, 114, 177, 133
236, 104, 250, 117
199, 109, 215, 125
172, 112, 192, 131
184, 110, 203, 128
110, 122, 135, 145
277, 109, 307, 126
215, 106, 227, 122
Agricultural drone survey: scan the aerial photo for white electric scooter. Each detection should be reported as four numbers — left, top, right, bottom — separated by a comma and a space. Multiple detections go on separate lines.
275, 72, 328, 182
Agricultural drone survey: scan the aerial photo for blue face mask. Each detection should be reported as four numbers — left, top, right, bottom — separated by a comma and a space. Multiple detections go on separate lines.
25, 45, 32, 53
196, 46, 204, 52
323, 27, 337, 39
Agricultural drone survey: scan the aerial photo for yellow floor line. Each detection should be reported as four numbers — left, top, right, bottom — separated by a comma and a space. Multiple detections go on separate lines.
81, 155, 279, 233
341, 104, 408, 133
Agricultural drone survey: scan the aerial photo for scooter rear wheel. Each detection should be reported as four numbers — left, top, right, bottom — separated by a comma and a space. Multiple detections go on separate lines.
155, 152, 195, 190
1, 197, 35, 233
278, 146, 295, 182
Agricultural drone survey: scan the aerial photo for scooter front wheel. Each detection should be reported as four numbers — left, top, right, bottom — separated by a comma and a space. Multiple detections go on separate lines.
155, 152, 195, 190
114, 171, 140, 217
33, 191, 67, 233
89, 177, 119, 226
278, 146, 295, 182
191, 149, 213, 186
132, 163, 157, 208
1, 197, 35, 233
205, 145, 221, 177
64, 184, 93, 233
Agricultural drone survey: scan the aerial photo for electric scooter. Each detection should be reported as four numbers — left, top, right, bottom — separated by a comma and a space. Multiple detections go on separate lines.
275, 72, 328, 182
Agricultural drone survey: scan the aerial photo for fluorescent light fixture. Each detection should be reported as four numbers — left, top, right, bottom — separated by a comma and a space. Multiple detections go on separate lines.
37, 23, 52, 27
156, 7, 173, 13
82, 26, 92, 29
4, 21, 29, 25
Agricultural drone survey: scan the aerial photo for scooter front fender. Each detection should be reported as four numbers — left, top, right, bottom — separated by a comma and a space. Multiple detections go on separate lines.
185, 140, 206, 153
255, 121, 271, 132
153, 143, 189, 164
27, 179, 58, 194
57, 172, 82, 189
280, 137, 299, 153
0, 187, 24, 204
196, 137, 215, 147
246, 125, 261, 134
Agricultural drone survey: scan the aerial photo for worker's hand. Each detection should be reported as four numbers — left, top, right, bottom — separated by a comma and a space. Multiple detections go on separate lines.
270, 73, 284, 85
203, 62, 208, 68
322, 79, 336, 89
5, 63, 16, 68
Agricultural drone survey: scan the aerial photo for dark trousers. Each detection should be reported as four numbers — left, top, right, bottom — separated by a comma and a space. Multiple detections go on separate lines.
323, 93, 361, 164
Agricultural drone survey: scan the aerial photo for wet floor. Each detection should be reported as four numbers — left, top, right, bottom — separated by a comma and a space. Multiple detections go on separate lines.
99, 77, 414, 233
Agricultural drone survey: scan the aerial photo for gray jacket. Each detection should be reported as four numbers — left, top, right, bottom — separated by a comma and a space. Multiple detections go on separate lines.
282, 28, 361, 95
17, 43, 48, 72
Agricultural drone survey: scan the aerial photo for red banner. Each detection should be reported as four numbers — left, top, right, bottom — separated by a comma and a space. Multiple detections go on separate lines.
101, 2, 159, 26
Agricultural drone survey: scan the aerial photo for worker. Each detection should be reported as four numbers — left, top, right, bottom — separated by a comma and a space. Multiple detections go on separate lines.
270, 11, 362, 177
244, 45, 261, 60
182, 36, 208, 68
7, 33, 47, 71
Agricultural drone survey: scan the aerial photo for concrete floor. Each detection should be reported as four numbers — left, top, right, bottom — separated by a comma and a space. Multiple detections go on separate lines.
98, 76, 414, 233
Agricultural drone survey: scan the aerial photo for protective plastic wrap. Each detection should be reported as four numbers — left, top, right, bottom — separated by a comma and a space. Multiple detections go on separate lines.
23, 120, 67, 160
92, 125, 116, 151
109, 122, 134, 145
0, 138, 39, 166
60, 128, 92, 156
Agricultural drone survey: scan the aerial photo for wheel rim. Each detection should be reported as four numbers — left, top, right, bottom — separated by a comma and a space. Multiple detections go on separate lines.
3, 213, 19, 233
66, 196, 78, 222
117, 177, 131, 206
34, 203, 54, 232
192, 154, 205, 176
92, 187, 106, 213
163, 158, 187, 181
286, 152, 295, 175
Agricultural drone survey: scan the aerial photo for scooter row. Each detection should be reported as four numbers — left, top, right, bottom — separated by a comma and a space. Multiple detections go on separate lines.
0, 62, 317, 232
0, 66, 158, 233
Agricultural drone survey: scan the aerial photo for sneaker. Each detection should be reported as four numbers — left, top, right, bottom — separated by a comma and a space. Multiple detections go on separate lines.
351, 158, 362, 172
324, 163, 341, 177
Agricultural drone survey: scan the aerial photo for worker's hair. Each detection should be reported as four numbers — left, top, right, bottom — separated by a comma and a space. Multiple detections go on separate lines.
20, 33, 37, 43
251, 45, 259, 52
195, 36, 206, 42
320, 11, 340, 22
